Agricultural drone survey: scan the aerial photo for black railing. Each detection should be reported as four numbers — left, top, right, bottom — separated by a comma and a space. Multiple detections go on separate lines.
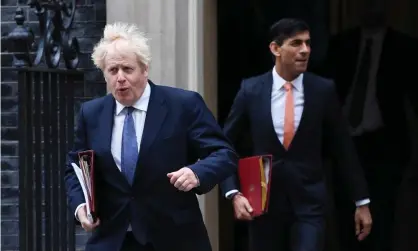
2, 0, 80, 69
18, 68, 83, 251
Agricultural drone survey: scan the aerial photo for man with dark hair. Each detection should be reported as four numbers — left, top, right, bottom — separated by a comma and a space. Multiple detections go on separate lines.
220, 18, 372, 251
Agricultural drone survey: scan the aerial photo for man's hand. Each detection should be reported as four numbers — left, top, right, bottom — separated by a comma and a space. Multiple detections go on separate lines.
167, 167, 199, 191
77, 205, 100, 232
355, 204, 372, 241
233, 193, 253, 221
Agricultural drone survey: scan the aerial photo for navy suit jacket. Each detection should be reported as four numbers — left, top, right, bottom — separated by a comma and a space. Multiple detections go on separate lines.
220, 71, 369, 217
65, 81, 238, 251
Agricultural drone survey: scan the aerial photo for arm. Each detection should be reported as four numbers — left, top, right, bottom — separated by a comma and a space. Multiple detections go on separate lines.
64, 104, 88, 222
323, 81, 370, 204
186, 92, 239, 194
219, 81, 251, 198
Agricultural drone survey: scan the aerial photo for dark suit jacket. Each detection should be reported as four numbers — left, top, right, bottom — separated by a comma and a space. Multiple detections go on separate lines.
321, 27, 418, 251
220, 71, 369, 217
323, 27, 418, 166
64, 82, 238, 251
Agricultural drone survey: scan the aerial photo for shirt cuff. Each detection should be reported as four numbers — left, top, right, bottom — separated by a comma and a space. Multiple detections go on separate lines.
75, 203, 86, 221
355, 198, 370, 207
225, 189, 239, 199
193, 171, 200, 187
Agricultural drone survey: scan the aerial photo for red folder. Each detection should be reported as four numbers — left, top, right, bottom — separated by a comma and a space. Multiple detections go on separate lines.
77, 150, 97, 222
238, 155, 273, 217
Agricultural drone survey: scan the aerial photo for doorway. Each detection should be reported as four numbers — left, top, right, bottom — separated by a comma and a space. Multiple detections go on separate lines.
216, 0, 418, 251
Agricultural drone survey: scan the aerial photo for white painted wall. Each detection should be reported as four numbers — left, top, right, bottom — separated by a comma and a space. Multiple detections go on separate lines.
106, 0, 219, 249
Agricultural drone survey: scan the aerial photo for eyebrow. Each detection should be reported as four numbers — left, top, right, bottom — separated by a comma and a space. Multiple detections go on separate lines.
293, 38, 310, 41
290, 38, 311, 44
107, 63, 134, 68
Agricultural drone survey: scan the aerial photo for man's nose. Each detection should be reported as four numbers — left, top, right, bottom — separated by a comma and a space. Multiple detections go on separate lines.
300, 43, 310, 53
116, 70, 126, 82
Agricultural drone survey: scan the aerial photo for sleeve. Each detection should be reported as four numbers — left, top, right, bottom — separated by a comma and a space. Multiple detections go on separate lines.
186, 92, 239, 194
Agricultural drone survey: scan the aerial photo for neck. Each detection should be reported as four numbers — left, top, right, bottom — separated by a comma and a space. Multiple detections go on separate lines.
274, 63, 299, 82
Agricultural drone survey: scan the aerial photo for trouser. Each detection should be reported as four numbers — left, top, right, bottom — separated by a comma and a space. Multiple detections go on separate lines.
120, 232, 155, 251
249, 212, 325, 251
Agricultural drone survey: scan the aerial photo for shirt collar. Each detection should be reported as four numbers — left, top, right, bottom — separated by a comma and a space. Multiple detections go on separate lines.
115, 82, 151, 115
272, 66, 304, 92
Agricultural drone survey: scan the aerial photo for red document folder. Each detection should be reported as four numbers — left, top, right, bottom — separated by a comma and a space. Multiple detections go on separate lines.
77, 150, 97, 222
238, 155, 273, 217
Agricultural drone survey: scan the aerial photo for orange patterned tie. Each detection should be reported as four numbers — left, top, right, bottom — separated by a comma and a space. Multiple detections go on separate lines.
283, 82, 295, 150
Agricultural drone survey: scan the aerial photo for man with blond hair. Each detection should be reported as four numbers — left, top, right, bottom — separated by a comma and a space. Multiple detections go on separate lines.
64, 22, 238, 251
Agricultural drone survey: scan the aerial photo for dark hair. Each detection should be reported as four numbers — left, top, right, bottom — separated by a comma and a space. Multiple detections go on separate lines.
269, 18, 310, 46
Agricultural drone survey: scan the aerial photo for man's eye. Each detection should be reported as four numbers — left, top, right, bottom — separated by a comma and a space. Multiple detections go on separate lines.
292, 41, 302, 46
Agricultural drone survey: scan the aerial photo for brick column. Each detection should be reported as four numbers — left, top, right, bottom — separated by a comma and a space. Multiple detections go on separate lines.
0, 0, 107, 250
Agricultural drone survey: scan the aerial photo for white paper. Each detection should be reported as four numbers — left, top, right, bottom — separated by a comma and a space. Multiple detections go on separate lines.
72, 162, 94, 223
262, 157, 271, 185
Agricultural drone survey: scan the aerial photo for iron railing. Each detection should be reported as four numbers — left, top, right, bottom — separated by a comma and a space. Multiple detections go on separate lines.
18, 68, 83, 251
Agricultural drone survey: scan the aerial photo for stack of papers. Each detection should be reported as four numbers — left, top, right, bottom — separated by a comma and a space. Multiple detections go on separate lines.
72, 158, 94, 223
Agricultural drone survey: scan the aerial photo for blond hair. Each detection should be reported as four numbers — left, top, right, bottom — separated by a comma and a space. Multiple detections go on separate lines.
91, 22, 151, 70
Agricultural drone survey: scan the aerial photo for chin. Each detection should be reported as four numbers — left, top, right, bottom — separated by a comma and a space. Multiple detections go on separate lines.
296, 66, 308, 73
116, 96, 135, 106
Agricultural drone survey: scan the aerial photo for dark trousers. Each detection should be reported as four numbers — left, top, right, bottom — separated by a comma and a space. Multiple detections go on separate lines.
120, 232, 154, 251
393, 163, 418, 251
248, 212, 325, 251
336, 129, 403, 251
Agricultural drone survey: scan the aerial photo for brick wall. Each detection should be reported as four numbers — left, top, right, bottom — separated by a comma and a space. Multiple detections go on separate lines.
1, 0, 106, 250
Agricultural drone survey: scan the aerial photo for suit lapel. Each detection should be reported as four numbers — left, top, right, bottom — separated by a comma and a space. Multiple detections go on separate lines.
259, 71, 286, 153
98, 95, 130, 189
288, 73, 313, 150
262, 71, 313, 152
135, 82, 167, 178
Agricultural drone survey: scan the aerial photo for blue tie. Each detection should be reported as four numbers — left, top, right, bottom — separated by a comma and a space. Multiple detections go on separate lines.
121, 106, 138, 185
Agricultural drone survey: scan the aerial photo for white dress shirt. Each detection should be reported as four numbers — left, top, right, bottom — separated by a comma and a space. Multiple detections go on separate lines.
111, 83, 150, 172
226, 68, 370, 207
271, 68, 305, 142
74, 83, 151, 230
343, 28, 386, 136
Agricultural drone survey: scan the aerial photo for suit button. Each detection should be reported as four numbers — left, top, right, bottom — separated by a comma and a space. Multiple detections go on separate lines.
131, 196, 135, 200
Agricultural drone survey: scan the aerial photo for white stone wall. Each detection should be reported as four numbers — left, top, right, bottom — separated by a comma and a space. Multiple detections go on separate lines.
107, 1, 219, 249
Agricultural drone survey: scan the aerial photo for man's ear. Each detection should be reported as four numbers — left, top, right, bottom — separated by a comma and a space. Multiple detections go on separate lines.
141, 64, 149, 77
269, 41, 281, 57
